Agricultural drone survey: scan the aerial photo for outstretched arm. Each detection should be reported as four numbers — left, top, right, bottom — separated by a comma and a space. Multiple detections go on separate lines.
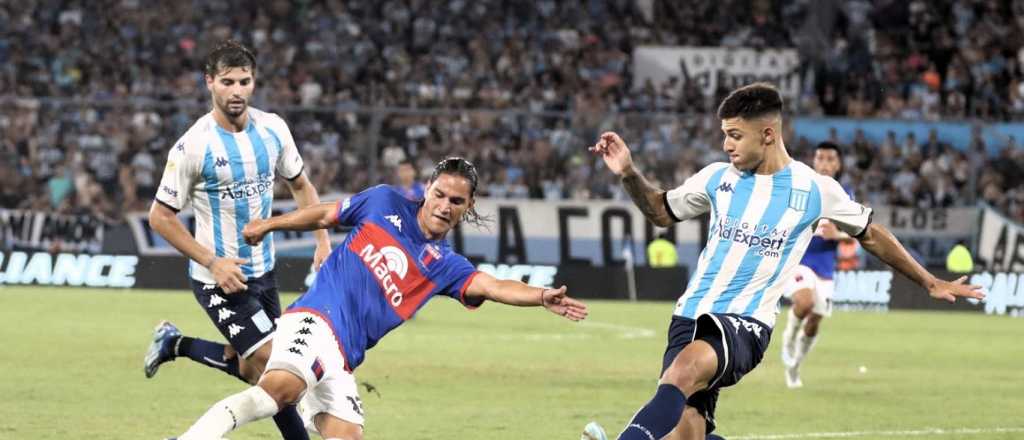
243, 201, 339, 246
857, 223, 983, 302
590, 132, 674, 227
463, 272, 588, 321
285, 173, 333, 270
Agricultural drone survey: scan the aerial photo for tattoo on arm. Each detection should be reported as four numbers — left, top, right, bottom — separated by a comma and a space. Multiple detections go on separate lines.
622, 173, 671, 226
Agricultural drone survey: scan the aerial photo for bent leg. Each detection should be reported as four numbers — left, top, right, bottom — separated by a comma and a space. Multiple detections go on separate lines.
618, 340, 718, 440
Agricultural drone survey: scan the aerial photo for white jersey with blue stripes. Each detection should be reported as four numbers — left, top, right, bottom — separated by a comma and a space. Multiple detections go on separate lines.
155, 107, 305, 284
665, 160, 871, 328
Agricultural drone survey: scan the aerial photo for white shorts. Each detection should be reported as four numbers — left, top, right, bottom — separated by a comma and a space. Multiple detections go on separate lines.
265, 310, 365, 428
784, 265, 834, 317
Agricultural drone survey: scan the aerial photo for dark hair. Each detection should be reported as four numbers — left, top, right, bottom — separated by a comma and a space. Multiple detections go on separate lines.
204, 40, 256, 77
429, 157, 490, 228
717, 82, 783, 120
814, 141, 844, 178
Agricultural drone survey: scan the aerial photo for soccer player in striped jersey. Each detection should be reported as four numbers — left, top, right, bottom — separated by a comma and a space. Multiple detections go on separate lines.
143, 40, 329, 440
779, 141, 854, 388
590, 83, 984, 440
171, 157, 588, 439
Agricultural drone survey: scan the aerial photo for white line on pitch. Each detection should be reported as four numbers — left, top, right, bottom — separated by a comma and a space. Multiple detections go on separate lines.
730, 426, 1024, 439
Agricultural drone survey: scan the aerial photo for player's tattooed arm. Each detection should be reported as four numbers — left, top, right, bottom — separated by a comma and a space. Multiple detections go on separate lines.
621, 170, 674, 227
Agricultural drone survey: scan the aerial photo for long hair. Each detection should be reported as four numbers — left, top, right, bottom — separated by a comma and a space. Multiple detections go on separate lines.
429, 157, 492, 229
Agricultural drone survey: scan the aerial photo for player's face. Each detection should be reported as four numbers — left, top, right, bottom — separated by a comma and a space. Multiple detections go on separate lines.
206, 66, 254, 119
721, 117, 773, 172
398, 163, 416, 185
418, 173, 473, 239
813, 148, 841, 177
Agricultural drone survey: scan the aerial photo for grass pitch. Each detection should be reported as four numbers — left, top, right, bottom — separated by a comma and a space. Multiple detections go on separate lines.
0, 286, 1021, 439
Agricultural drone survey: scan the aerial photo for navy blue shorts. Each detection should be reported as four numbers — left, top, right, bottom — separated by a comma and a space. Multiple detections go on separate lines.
191, 271, 282, 359
660, 313, 772, 433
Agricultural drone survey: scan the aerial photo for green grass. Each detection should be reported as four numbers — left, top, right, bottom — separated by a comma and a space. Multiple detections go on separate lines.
0, 286, 1021, 439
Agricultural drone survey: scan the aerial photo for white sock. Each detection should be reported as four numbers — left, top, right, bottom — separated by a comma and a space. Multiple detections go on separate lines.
179, 386, 279, 439
782, 308, 802, 345
793, 328, 818, 366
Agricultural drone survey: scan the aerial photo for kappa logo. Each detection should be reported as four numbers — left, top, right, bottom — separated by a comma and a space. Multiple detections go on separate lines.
385, 214, 403, 231
297, 327, 312, 335
215, 157, 229, 168
716, 182, 734, 193
208, 294, 226, 308
203, 284, 217, 291
292, 338, 308, 346
227, 323, 245, 337
175, 142, 184, 152
217, 308, 236, 323
725, 315, 763, 337
301, 316, 315, 325
288, 347, 303, 355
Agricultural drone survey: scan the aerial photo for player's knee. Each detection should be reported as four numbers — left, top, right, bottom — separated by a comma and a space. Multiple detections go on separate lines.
804, 314, 823, 336
662, 348, 714, 394
257, 370, 306, 406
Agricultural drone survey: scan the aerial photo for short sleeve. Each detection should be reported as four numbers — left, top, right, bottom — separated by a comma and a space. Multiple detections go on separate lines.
664, 163, 725, 222
154, 141, 197, 211
270, 116, 304, 181
819, 176, 872, 236
436, 253, 483, 309
335, 185, 389, 227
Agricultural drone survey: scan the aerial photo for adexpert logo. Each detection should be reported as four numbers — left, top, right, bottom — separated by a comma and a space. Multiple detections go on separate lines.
221, 174, 273, 200
709, 215, 788, 258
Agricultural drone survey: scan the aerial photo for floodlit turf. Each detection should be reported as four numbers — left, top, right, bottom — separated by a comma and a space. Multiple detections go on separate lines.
0, 286, 1021, 439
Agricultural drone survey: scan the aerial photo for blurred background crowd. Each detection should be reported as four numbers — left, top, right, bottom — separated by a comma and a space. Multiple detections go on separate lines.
1, 0, 1023, 225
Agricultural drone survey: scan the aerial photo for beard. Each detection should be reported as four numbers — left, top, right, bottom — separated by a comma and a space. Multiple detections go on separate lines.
218, 97, 247, 118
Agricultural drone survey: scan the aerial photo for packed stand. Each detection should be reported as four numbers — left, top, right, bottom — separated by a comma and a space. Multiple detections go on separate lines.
1, 1, 1023, 226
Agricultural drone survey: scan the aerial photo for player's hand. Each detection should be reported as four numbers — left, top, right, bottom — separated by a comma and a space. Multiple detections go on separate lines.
312, 240, 331, 272
209, 257, 248, 293
816, 219, 841, 240
589, 132, 635, 177
242, 219, 268, 246
540, 285, 589, 322
927, 275, 984, 303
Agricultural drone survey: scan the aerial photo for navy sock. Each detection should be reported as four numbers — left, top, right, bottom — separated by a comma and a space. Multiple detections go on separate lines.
707, 434, 726, 440
273, 405, 311, 440
618, 384, 687, 440
175, 336, 244, 381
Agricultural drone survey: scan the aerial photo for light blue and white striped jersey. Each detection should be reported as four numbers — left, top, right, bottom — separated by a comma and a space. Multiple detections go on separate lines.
155, 107, 305, 284
665, 161, 871, 327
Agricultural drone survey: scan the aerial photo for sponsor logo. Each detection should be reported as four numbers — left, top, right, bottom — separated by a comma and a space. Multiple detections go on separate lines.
227, 323, 245, 337
348, 223, 436, 319
161, 185, 178, 198
385, 214, 402, 231
834, 270, 892, 310
358, 244, 409, 306
217, 308, 236, 323
0, 252, 137, 287
476, 263, 557, 287
709, 216, 788, 258
725, 315, 764, 337
221, 174, 273, 200
968, 272, 1024, 316
208, 294, 226, 307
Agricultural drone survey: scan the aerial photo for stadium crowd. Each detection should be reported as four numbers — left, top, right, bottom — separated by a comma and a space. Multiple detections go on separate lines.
1, 0, 1023, 224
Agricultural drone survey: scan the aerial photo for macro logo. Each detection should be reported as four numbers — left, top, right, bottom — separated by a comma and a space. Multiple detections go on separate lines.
358, 244, 410, 306
716, 182, 734, 193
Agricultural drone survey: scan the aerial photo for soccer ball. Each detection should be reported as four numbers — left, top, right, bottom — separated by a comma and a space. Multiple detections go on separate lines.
581, 421, 608, 440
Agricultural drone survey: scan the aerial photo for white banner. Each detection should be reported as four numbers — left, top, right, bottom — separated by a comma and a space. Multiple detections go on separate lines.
977, 205, 1024, 271
632, 46, 801, 98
